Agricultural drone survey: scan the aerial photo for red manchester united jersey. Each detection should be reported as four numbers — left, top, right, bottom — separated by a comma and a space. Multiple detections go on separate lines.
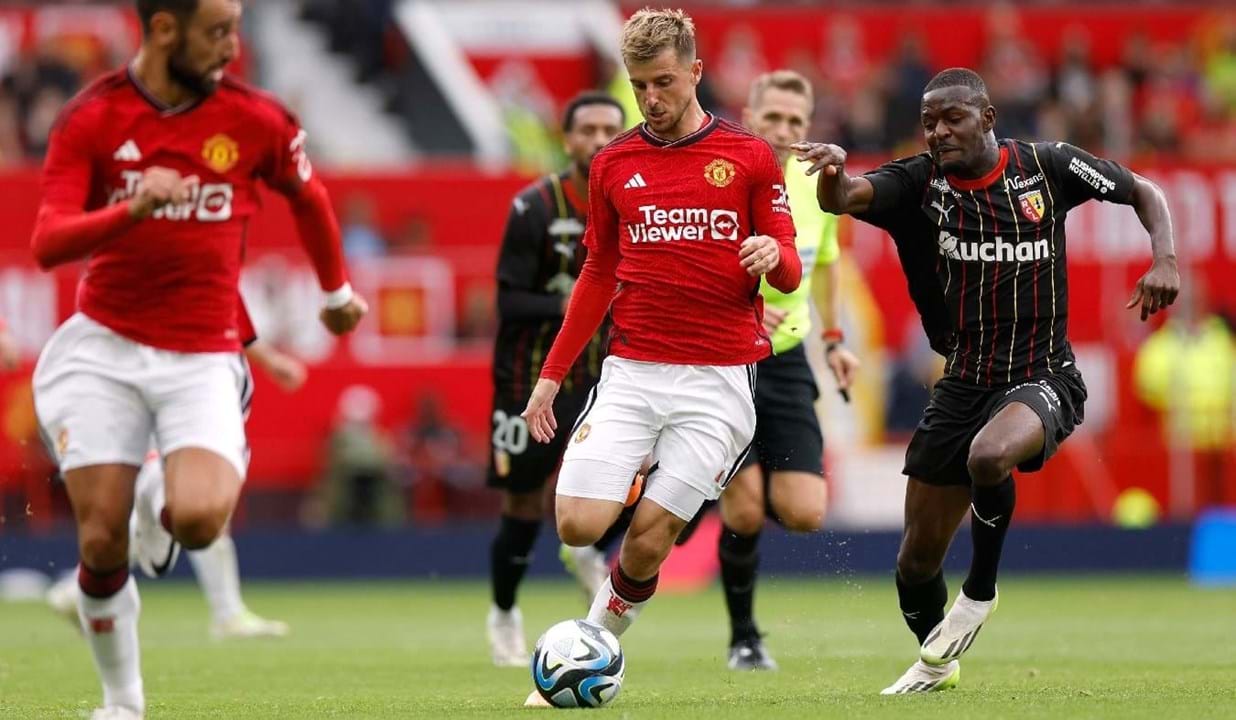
540, 115, 799, 380
36, 67, 345, 353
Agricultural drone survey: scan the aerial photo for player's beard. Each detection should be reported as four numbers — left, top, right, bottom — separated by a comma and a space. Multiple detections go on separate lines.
168, 43, 219, 98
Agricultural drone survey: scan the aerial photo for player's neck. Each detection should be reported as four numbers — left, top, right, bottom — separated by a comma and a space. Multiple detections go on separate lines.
567, 167, 588, 202
657, 101, 707, 142
957, 141, 1002, 180
131, 50, 200, 108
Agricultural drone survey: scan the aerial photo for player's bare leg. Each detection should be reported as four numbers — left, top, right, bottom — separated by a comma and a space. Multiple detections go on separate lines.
162, 448, 242, 550
884, 479, 970, 693
921, 404, 1042, 666
556, 495, 625, 548
580, 496, 682, 640
65, 464, 145, 717
488, 488, 543, 667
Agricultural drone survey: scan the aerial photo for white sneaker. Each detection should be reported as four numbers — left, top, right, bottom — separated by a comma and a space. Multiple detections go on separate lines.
90, 706, 144, 719
880, 659, 961, 695
523, 689, 552, 707
133, 472, 179, 579
559, 544, 609, 605
920, 588, 998, 666
487, 605, 529, 667
211, 609, 290, 639
46, 572, 81, 632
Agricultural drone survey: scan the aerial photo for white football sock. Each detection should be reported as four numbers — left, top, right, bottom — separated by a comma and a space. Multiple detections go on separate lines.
586, 575, 650, 638
78, 575, 144, 714
188, 533, 246, 623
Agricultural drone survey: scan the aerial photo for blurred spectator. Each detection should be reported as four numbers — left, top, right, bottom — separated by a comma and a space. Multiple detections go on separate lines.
885, 323, 945, 439
389, 214, 433, 254
406, 392, 487, 522
713, 24, 769, 118
1133, 277, 1236, 509
980, 4, 1049, 139
1205, 21, 1236, 112
884, 33, 932, 145
305, 385, 401, 528
341, 193, 387, 259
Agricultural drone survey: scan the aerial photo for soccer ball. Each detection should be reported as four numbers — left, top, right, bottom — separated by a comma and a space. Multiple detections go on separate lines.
530, 619, 624, 708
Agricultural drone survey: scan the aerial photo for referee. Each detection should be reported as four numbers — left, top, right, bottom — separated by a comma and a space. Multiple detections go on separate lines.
719, 70, 860, 670
485, 92, 624, 667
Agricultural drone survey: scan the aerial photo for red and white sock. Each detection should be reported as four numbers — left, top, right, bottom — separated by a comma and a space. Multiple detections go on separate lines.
77, 565, 144, 714
586, 565, 658, 637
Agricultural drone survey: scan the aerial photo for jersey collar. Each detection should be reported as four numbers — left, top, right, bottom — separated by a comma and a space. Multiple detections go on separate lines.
945, 144, 1008, 191
126, 64, 206, 116
638, 112, 718, 149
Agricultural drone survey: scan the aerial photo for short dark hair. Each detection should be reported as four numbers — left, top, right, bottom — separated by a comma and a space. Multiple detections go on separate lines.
136, 0, 199, 35
562, 92, 625, 132
923, 67, 989, 104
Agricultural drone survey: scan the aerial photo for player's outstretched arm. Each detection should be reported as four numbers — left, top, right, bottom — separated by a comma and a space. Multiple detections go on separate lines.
1125, 174, 1179, 322
790, 142, 874, 215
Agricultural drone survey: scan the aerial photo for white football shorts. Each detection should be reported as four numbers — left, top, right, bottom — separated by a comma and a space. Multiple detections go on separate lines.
33, 313, 252, 479
557, 356, 756, 521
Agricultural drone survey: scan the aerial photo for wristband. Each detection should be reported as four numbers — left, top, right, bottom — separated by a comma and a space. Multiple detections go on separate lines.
821, 328, 844, 344
324, 282, 354, 310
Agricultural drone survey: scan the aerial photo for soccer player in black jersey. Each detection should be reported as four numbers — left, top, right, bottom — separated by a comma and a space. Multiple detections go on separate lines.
487, 92, 624, 667
794, 68, 1180, 694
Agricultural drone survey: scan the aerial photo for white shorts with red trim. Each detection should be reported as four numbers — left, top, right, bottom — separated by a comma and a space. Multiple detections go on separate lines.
33, 313, 251, 479
557, 356, 756, 521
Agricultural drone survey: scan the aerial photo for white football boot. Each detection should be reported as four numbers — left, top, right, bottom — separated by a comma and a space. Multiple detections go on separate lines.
132, 463, 179, 579
211, 609, 290, 639
487, 605, 529, 667
523, 690, 552, 707
90, 706, 144, 720
559, 544, 609, 606
881, 659, 961, 695
920, 589, 998, 666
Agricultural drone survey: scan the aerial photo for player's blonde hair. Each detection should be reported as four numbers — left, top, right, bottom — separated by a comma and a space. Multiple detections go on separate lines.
620, 7, 696, 65
748, 70, 814, 111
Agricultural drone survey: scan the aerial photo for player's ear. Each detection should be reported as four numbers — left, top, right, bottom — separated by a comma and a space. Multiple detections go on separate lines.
148, 11, 180, 48
982, 105, 996, 133
691, 58, 703, 86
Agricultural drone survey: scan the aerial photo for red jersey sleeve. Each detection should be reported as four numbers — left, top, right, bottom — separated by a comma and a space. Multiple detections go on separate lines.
260, 108, 348, 293
539, 154, 620, 383
31, 105, 136, 269
749, 142, 801, 293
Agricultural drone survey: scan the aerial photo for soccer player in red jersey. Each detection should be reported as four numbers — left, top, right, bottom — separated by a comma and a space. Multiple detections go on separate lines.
521, 7, 800, 683
29, 2, 364, 717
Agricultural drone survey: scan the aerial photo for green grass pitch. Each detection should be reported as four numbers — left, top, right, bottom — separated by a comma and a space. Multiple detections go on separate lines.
1, 576, 1233, 718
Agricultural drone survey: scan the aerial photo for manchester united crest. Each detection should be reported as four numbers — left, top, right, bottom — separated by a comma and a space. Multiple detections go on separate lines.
1018, 190, 1045, 223
201, 133, 240, 173
574, 423, 591, 444
704, 158, 736, 188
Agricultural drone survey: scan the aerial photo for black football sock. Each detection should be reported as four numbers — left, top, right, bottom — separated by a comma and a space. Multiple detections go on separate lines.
490, 515, 541, 611
963, 476, 1015, 602
719, 525, 760, 645
896, 570, 948, 645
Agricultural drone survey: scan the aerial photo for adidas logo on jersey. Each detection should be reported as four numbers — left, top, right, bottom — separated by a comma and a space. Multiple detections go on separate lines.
624, 172, 648, 189
113, 140, 142, 162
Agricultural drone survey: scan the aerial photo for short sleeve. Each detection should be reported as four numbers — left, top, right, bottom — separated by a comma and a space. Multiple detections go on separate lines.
1035, 141, 1135, 210
855, 154, 933, 229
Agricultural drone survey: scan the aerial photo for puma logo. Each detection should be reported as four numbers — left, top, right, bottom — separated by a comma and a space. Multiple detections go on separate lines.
931, 199, 955, 222
971, 503, 1003, 528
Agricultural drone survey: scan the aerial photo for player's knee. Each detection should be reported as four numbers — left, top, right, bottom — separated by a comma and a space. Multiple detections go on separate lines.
556, 514, 603, 547
722, 500, 764, 535
78, 522, 129, 569
776, 502, 826, 533
967, 438, 1011, 486
169, 504, 230, 550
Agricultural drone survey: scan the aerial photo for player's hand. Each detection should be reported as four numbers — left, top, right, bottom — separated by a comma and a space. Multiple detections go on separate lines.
1127, 256, 1180, 322
791, 142, 847, 177
762, 305, 789, 334
319, 294, 368, 336
522, 378, 561, 443
825, 343, 860, 398
739, 235, 781, 277
128, 167, 195, 219
246, 342, 308, 392
0, 329, 18, 371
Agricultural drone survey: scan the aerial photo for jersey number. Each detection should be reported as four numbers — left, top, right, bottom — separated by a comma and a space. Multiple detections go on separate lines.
491, 410, 529, 456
